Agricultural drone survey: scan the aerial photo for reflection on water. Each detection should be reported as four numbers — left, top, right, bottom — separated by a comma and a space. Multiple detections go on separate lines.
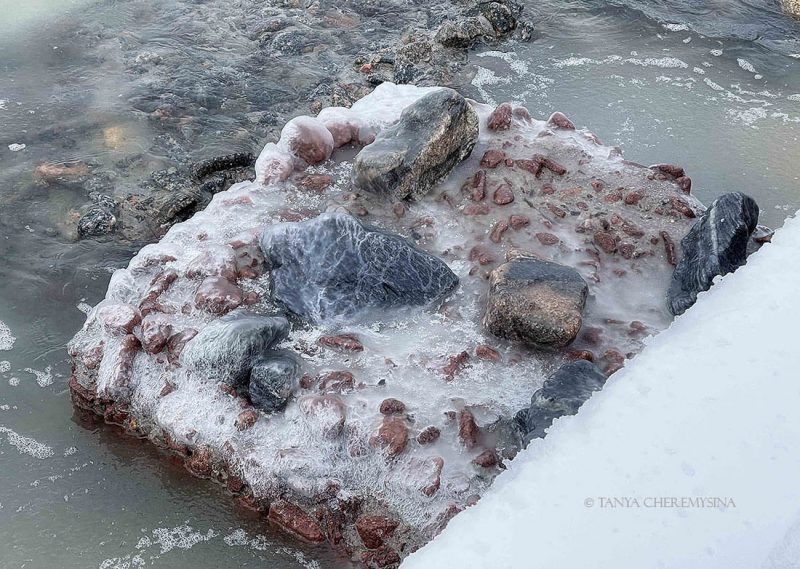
1, 0, 799, 567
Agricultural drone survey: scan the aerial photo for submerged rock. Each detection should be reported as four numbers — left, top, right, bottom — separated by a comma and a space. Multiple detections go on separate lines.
781, 0, 800, 18
484, 258, 588, 349
248, 352, 301, 412
181, 313, 290, 386
519, 360, 607, 441
667, 192, 759, 315
352, 88, 479, 201
260, 212, 459, 323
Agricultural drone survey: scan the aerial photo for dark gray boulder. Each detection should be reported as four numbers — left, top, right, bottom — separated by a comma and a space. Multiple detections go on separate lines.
249, 352, 301, 412
181, 313, 290, 386
484, 257, 588, 349
352, 88, 479, 201
520, 360, 607, 442
668, 192, 759, 316
260, 212, 459, 323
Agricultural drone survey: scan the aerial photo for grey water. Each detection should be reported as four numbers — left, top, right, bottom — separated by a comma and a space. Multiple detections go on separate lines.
1, 0, 799, 567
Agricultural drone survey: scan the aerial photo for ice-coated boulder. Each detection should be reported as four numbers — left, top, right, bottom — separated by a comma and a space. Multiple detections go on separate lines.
181, 313, 290, 386
519, 360, 607, 441
667, 192, 759, 316
260, 212, 459, 323
248, 351, 301, 412
352, 88, 479, 200
484, 257, 588, 349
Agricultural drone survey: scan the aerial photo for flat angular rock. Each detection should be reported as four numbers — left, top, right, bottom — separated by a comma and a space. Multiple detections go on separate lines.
484, 258, 588, 349
352, 88, 479, 201
520, 360, 607, 441
260, 212, 459, 323
668, 192, 759, 315
249, 352, 301, 412
181, 313, 290, 386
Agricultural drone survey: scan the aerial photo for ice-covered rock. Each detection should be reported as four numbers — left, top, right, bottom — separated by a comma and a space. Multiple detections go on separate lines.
518, 360, 606, 441
484, 258, 588, 349
248, 351, 301, 412
352, 88, 479, 200
668, 192, 759, 315
260, 212, 459, 323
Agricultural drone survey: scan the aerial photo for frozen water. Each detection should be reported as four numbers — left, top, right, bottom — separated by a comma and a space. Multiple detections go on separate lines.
0, 320, 16, 350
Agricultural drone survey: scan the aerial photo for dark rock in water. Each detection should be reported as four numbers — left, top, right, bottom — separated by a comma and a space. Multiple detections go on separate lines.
181, 313, 290, 386
352, 88, 479, 201
249, 351, 301, 412
260, 212, 459, 323
520, 360, 607, 441
480, 1, 518, 35
667, 192, 759, 316
484, 257, 588, 349
435, 18, 489, 48
78, 205, 117, 237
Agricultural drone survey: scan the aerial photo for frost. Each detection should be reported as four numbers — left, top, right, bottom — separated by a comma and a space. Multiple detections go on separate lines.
737, 58, 756, 73
0, 320, 15, 350
24, 366, 53, 387
663, 23, 689, 32
8, 143, 26, 152
0, 426, 55, 459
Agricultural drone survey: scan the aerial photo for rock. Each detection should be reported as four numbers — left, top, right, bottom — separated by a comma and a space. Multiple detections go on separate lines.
480, 149, 506, 168
483, 258, 588, 349
99, 304, 142, 335
318, 333, 364, 352
194, 276, 243, 315
472, 449, 499, 468
352, 88, 479, 201
356, 516, 399, 549
379, 398, 406, 415
361, 545, 401, 568
475, 344, 501, 361
317, 370, 355, 393
139, 315, 173, 354
261, 213, 459, 323
369, 416, 409, 458
487, 103, 513, 131
481, 1, 518, 35
434, 18, 486, 48
78, 204, 117, 237
417, 425, 441, 445
166, 328, 197, 365
248, 352, 301, 412
298, 395, 346, 438
181, 313, 290, 386
781, 0, 800, 18
458, 409, 480, 449
442, 351, 470, 379
268, 500, 326, 543
520, 360, 606, 441
493, 185, 514, 205
235, 408, 259, 431
667, 192, 759, 315
547, 111, 575, 130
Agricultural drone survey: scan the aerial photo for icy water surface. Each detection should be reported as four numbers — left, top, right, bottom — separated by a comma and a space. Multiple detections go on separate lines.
1, 0, 799, 567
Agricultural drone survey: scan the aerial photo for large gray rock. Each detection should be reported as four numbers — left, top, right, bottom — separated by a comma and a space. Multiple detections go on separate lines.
668, 192, 759, 316
260, 212, 459, 323
249, 351, 301, 412
352, 88, 479, 201
484, 258, 588, 349
519, 360, 607, 441
181, 313, 290, 386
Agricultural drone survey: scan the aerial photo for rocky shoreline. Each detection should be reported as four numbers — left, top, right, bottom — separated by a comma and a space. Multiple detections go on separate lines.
66, 81, 770, 567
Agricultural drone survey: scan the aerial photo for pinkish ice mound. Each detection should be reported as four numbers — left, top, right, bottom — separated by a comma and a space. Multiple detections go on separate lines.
70, 82, 727, 567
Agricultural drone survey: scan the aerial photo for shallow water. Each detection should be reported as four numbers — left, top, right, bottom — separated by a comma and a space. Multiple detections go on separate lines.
1, 0, 799, 567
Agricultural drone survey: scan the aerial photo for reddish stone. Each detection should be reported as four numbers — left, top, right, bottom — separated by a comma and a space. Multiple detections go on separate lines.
361, 545, 401, 568
624, 191, 644, 205
442, 351, 470, 379
235, 409, 259, 431
547, 111, 575, 130
619, 243, 635, 259
417, 425, 441, 445
356, 516, 399, 549
194, 276, 243, 314
547, 203, 567, 218
541, 184, 556, 195
416, 456, 445, 497
480, 149, 506, 168
661, 231, 677, 266
463, 203, 490, 216
299, 395, 346, 438
538, 155, 567, 176
226, 474, 245, 494
670, 197, 696, 218
516, 158, 543, 177
581, 326, 603, 345
268, 500, 326, 543
187, 446, 212, 477
472, 449, 499, 468
591, 180, 604, 192
392, 202, 407, 218
676, 176, 692, 194
185, 249, 238, 282
487, 102, 513, 131
490, 220, 509, 243
379, 398, 406, 415
475, 344, 500, 361
167, 328, 198, 365
466, 494, 481, 507
594, 230, 617, 254
536, 232, 559, 246
108, 334, 140, 391
299, 173, 333, 192
458, 409, 480, 449
100, 304, 142, 334
369, 417, 408, 458
139, 269, 178, 315
318, 333, 364, 352
160, 382, 175, 397
603, 348, 625, 365
493, 185, 515, 205
34, 162, 90, 184
139, 316, 172, 354
468, 245, 494, 265
566, 350, 595, 362
654, 164, 685, 178
621, 221, 645, 238
318, 371, 355, 393
509, 214, 530, 230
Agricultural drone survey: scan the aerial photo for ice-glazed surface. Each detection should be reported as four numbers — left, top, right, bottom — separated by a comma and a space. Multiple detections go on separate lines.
68, 82, 705, 546
403, 212, 800, 569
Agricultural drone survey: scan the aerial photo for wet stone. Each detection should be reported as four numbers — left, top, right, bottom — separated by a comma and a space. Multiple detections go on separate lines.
417, 425, 441, 445
369, 416, 409, 458
352, 88, 479, 201
248, 352, 301, 412
261, 212, 459, 324
268, 500, 326, 543
194, 276, 243, 315
356, 516, 399, 549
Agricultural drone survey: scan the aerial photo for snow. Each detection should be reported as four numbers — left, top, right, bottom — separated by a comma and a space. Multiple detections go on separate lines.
403, 212, 800, 569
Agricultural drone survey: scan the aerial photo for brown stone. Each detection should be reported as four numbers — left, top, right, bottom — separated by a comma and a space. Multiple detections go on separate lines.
139, 315, 173, 354
463, 204, 490, 216
268, 500, 326, 543
166, 328, 198, 365
299, 395, 346, 438
487, 102, 513, 131
361, 545, 401, 568
318, 333, 364, 352
100, 304, 142, 335
593, 230, 617, 254
369, 416, 409, 458
536, 232, 559, 246
493, 185, 515, 205
475, 344, 500, 361
34, 161, 90, 184
417, 425, 441, 445
547, 111, 575, 130
624, 191, 644, 205
458, 409, 480, 449
442, 351, 470, 379
661, 231, 677, 266
299, 173, 333, 192
318, 371, 355, 393
139, 269, 178, 316
472, 449, 499, 468
480, 149, 506, 168
194, 276, 243, 314
187, 446, 212, 477
468, 245, 494, 265
490, 220, 509, 243
356, 516, 399, 549
379, 398, 406, 415
509, 215, 530, 230
235, 409, 259, 431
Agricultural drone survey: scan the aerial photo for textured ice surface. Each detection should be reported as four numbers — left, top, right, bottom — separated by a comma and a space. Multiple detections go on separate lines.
403, 213, 800, 569
0, 320, 16, 350
70, 82, 702, 531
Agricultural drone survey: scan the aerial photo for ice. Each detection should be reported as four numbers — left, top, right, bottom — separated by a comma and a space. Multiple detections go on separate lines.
737, 58, 757, 73
24, 366, 53, 387
0, 320, 16, 350
8, 143, 26, 151
402, 213, 800, 569
0, 361, 10, 373
0, 426, 55, 459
